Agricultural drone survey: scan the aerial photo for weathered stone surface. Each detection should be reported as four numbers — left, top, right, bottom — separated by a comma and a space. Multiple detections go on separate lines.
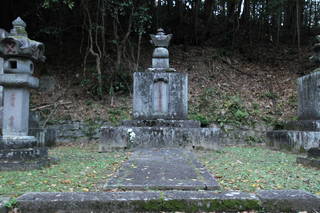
99, 126, 221, 151
0, 158, 50, 171
0, 136, 38, 149
17, 191, 262, 213
29, 128, 56, 147
266, 130, 320, 152
297, 71, 320, 120
257, 190, 320, 212
104, 148, 220, 191
49, 120, 109, 143
297, 156, 320, 168
2, 88, 32, 136
0, 74, 39, 88
121, 119, 200, 128
285, 120, 320, 131
133, 72, 188, 120
0, 147, 47, 160
217, 124, 272, 145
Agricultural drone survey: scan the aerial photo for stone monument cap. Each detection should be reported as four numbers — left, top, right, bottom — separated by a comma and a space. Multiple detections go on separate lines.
150, 28, 172, 47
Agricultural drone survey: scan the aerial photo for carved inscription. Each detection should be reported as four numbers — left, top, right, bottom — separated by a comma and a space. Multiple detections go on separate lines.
153, 78, 169, 114
10, 93, 16, 107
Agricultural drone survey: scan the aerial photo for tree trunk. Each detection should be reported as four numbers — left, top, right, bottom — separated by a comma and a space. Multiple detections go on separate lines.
193, 0, 201, 44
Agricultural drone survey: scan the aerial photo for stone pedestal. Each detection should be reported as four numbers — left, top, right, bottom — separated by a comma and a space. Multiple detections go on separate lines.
99, 120, 221, 151
133, 72, 188, 120
267, 72, 320, 153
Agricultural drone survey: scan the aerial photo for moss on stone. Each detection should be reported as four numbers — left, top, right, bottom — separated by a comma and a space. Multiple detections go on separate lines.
134, 198, 261, 212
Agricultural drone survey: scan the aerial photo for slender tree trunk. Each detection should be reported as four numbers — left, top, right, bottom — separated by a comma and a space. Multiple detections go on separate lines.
296, 0, 301, 60
193, 0, 201, 44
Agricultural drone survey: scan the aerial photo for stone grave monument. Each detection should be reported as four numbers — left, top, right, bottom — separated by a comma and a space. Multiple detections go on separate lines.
267, 36, 320, 156
100, 29, 221, 151
0, 17, 50, 170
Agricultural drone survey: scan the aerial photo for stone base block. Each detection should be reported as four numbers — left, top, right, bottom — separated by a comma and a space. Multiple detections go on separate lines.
0, 136, 37, 149
296, 157, 320, 169
0, 158, 50, 171
99, 126, 221, 152
121, 119, 200, 128
0, 147, 48, 160
266, 130, 320, 153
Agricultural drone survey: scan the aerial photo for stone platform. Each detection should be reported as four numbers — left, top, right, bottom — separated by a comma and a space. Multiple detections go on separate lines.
267, 130, 320, 153
104, 148, 220, 191
15, 190, 320, 212
0, 136, 50, 171
99, 121, 221, 151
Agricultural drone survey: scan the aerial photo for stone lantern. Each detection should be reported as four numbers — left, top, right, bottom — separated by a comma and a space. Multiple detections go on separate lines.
0, 17, 48, 170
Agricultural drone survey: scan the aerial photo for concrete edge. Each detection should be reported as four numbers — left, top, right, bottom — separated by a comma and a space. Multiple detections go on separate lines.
14, 190, 320, 213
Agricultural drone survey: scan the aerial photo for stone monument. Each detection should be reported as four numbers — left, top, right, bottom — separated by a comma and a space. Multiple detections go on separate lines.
100, 29, 221, 151
267, 36, 320, 154
0, 17, 49, 170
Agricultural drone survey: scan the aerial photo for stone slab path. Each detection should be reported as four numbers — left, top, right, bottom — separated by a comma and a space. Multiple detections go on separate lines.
104, 148, 220, 191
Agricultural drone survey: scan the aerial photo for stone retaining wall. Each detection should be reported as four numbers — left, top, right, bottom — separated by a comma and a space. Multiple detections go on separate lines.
217, 124, 272, 145
48, 120, 110, 144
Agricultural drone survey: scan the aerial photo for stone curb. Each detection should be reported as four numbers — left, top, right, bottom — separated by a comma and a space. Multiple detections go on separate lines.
14, 190, 320, 213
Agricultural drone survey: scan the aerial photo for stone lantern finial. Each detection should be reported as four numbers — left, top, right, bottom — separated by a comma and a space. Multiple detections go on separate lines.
10, 17, 27, 37
0, 17, 45, 62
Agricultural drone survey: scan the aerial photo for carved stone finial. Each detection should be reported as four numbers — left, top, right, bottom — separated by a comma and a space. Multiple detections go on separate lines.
10, 17, 27, 36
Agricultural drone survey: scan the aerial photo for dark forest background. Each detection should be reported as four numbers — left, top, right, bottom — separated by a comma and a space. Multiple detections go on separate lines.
1, 0, 320, 99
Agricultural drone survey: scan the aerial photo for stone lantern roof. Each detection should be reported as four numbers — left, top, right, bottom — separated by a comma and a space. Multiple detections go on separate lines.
150, 28, 172, 47
0, 17, 45, 62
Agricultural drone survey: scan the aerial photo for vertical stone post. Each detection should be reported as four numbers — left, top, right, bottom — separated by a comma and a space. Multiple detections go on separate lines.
0, 17, 48, 171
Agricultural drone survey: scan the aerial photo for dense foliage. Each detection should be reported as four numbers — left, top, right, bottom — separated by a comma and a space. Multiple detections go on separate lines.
0, 0, 319, 97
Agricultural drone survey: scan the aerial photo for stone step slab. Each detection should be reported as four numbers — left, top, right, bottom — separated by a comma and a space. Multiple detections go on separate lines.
15, 190, 320, 213
104, 148, 220, 191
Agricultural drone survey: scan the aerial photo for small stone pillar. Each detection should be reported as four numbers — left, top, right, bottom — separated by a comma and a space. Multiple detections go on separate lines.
0, 17, 48, 171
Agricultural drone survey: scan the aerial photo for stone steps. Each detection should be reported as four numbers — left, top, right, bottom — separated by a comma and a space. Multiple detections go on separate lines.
14, 190, 320, 213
